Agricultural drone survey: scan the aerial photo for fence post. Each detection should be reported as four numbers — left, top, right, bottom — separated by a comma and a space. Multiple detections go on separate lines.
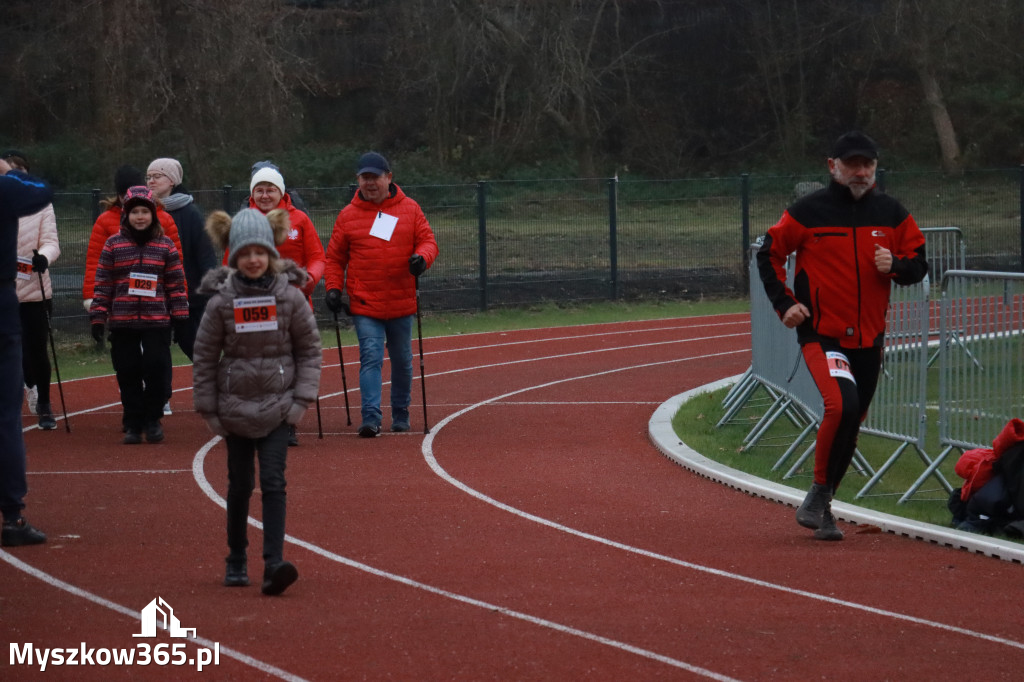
877, 167, 887, 194
221, 185, 233, 213
741, 173, 750, 294
1019, 165, 1023, 272
91, 189, 101, 222
477, 181, 488, 312
608, 176, 618, 300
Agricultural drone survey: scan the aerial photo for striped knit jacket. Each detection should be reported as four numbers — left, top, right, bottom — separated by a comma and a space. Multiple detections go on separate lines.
90, 226, 189, 328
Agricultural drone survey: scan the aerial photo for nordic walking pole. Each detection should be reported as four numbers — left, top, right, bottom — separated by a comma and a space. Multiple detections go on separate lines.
315, 395, 323, 439
34, 253, 70, 432
415, 276, 429, 434
332, 311, 352, 425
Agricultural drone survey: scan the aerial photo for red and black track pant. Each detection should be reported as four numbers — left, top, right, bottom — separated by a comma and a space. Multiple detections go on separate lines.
802, 341, 883, 492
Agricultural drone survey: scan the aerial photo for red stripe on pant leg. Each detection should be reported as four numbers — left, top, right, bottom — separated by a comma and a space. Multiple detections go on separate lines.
802, 343, 844, 487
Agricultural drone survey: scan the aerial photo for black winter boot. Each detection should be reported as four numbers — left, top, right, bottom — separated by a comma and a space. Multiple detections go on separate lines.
262, 560, 298, 596
224, 558, 249, 587
796, 482, 832, 530
814, 508, 845, 541
36, 402, 57, 431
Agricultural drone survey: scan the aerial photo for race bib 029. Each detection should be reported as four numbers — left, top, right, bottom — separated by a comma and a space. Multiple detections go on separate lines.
128, 271, 158, 297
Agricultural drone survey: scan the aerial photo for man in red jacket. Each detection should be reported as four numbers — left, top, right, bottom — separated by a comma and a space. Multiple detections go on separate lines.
757, 131, 928, 541
324, 152, 438, 437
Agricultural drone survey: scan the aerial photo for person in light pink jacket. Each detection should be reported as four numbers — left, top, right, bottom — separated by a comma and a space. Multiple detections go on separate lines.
4, 150, 60, 431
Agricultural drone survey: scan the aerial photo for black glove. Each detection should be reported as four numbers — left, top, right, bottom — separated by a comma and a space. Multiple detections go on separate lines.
91, 323, 105, 343
31, 250, 48, 274
408, 254, 426, 277
326, 288, 350, 315
172, 319, 194, 361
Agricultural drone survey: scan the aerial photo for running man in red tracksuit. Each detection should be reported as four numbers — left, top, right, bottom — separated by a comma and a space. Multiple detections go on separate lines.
757, 131, 928, 541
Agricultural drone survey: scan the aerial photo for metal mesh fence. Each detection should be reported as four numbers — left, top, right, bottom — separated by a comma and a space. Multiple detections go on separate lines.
43, 169, 1024, 339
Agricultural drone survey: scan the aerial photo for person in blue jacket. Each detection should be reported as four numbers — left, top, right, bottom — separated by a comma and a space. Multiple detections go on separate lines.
0, 156, 52, 547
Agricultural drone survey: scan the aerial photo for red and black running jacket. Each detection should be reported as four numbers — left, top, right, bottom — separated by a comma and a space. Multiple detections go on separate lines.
757, 181, 928, 349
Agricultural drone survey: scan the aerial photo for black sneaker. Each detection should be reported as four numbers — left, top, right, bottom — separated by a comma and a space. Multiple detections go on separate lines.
145, 421, 164, 443
391, 420, 411, 433
358, 423, 381, 438
262, 560, 298, 596
224, 559, 249, 587
288, 424, 299, 447
36, 402, 57, 431
1, 517, 47, 547
123, 428, 143, 445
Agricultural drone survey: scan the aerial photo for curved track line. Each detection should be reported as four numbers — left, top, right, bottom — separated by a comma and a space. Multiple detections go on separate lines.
0, 549, 307, 681
189, 440, 741, 681
419, 351, 1024, 653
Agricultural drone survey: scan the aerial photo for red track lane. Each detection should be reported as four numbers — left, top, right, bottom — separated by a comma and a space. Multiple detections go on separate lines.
3, 312, 1024, 681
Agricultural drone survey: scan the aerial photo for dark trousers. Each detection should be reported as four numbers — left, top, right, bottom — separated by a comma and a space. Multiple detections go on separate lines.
225, 422, 290, 566
109, 327, 171, 431
803, 341, 883, 492
0, 285, 28, 520
19, 300, 52, 405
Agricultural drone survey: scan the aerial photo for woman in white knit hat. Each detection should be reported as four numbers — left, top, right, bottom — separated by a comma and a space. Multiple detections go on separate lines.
234, 163, 325, 446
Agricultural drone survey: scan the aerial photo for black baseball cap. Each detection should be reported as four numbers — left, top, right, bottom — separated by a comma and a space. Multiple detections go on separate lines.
831, 131, 878, 161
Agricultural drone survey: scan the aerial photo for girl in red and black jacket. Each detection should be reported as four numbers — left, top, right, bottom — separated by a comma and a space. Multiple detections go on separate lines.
757, 131, 928, 541
89, 186, 189, 445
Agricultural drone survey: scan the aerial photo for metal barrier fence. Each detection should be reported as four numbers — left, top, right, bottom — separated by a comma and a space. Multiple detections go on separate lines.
724, 228, 984, 503
896, 270, 1024, 501
42, 169, 1024, 338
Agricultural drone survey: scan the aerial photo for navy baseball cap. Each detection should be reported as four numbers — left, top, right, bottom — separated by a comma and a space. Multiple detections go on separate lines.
357, 152, 391, 176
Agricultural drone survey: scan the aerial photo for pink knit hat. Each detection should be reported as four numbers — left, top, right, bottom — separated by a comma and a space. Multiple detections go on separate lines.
147, 158, 183, 186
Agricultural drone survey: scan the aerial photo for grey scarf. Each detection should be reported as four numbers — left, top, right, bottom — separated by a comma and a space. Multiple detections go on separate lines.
162, 192, 193, 212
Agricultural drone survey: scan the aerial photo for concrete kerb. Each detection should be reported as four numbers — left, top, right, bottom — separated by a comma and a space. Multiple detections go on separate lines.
648, 375, 1024, 564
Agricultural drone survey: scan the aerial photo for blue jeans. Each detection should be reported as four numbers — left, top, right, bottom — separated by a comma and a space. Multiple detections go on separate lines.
352, 314, 413, 427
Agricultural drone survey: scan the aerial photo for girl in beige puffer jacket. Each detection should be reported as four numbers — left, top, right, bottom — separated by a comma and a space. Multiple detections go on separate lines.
192, 208, 321, 596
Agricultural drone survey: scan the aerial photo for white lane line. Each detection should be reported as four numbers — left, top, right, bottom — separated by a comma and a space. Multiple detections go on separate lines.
417, 319, 750, 356
0, 549, 307, 682
314, 332, 751, 400
420, 351, 1024, 653
28, 469, 191, 475
188, 439, 741, 681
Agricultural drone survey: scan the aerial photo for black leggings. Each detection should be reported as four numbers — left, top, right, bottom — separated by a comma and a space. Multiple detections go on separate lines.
19, 300, 52, 404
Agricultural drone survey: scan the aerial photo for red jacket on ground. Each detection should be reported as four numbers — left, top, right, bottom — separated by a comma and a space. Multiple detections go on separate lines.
82, 205, 184, 300
955, 418, 1024, 501
324, 184, 438, 320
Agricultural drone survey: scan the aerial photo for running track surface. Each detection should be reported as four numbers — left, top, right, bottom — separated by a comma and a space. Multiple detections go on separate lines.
3, 313, 1023, 681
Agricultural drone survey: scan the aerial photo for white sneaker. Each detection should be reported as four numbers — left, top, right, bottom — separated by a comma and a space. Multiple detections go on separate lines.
25, 385, 38, 415
163, 401, 172, 416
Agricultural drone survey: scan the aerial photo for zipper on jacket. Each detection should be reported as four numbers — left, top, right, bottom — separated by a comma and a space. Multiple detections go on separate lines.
852, 216, 863, 347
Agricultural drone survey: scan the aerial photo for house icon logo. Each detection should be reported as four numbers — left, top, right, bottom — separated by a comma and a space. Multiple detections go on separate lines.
133, 597, 197, 638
